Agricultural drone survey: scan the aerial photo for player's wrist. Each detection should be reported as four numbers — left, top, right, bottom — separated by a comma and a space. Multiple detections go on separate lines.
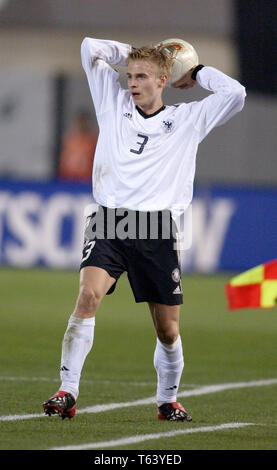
191, 64, 204, 81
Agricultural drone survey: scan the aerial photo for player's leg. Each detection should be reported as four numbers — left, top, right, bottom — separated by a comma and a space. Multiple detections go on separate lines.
73, 265, 116, 318
59, 266, 115, 395
43, 266, 115, 419
149, 302, 192, 422
149, 302, 180, 345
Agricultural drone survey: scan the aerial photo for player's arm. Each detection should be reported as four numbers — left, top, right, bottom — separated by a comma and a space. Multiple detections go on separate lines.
80, 37, 131, 115
171, 66, 199, 90
174, 65, 246, 141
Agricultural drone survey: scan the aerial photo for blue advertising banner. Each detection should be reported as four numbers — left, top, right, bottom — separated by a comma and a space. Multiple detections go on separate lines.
0, 179, 91, 269
182, 185, 277, 272
0, 179, 276, 272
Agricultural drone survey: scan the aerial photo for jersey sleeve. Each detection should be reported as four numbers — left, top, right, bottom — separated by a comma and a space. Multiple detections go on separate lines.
190, 66, 246, 142
80, 37, 132, 116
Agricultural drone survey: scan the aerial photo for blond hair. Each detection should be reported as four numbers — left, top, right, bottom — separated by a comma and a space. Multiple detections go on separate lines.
126, 46, 173, 78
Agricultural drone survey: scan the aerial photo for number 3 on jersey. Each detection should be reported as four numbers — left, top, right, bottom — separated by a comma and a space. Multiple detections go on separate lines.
130, 133, 149, 155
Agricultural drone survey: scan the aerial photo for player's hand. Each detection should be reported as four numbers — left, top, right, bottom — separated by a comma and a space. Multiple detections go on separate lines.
171, 67, 197, 90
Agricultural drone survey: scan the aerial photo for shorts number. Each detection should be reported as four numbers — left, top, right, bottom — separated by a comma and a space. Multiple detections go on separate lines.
130, 134, 149, 155
81, 241, 95, 262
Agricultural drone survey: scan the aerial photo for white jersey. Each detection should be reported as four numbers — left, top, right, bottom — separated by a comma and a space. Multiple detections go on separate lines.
81, 37, 246, 215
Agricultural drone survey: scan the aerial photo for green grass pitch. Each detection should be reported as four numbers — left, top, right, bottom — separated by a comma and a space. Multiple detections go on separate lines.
0, 267, 277, 450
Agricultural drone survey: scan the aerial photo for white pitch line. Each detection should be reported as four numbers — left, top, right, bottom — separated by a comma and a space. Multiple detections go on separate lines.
177, 378, 277, 398
1, 378, 276, 423
51, 422, 255, 450
77, 377, 277, 415
0, 376, 161, 387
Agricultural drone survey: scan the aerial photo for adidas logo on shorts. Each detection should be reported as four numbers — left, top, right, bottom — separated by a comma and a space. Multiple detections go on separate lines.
173, 285, 182, 294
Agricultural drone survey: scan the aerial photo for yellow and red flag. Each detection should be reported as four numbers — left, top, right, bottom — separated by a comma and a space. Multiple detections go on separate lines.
225, 259, 277, 310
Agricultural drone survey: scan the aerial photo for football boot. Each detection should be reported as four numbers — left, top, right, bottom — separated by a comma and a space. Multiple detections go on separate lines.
158, 402, 192, 422
43, 391, 76, 420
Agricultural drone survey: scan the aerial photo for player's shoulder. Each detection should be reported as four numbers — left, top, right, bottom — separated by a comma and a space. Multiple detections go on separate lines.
164, 102, 182, 109
172, 100, 206, 113
165, 102, 192, 117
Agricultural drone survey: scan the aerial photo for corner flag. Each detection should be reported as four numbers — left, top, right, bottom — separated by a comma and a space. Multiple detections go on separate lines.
225, 259, 277, 310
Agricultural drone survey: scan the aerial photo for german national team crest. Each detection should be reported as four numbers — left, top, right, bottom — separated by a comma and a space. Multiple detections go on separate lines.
162, 119, 175, 133
123, 112, 132, 120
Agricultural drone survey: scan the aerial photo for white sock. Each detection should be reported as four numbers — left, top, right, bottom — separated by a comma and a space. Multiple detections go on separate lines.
59, 314, 95, 400
154, 335, 184, 407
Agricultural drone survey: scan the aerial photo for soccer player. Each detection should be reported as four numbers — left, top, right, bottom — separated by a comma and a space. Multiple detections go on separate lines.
43, 38, 246, 421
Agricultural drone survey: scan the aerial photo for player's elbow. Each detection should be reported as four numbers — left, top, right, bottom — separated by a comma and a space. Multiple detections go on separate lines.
81, 37, 90, 59
80, 38, 89, 67
81, 37, 90, 50
230, 85, 246, 112
81, 37, 98, 71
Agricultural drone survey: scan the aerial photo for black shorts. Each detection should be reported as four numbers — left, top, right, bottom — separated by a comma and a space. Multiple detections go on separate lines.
80, 206, 183, 305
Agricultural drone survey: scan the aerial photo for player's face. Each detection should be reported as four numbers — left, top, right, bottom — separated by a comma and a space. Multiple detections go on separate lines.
127, 60, 167, 112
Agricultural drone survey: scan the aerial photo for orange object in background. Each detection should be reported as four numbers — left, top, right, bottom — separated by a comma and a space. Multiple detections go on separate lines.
58, 111, 98, 182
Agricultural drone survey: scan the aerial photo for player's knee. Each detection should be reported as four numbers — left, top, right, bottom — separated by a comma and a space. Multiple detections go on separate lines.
157, 327, 179, 345
75, 285, 101, 315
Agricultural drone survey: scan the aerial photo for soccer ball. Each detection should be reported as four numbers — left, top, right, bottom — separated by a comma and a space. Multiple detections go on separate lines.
156, 38, 199, 86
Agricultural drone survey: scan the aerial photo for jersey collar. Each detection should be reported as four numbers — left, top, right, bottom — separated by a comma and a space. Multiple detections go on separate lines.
136, 105, 166, 119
